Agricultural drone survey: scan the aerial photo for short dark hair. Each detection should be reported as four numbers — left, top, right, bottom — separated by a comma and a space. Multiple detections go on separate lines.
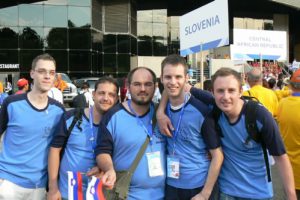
127, 67, 156, 84
203, 79, 212, 92
95, 76, 119, 95
161, 54, 187, 75
31, 53, 56, 70
211, 68, 242, 90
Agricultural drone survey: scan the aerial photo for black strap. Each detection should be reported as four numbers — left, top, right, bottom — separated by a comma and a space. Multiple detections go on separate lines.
245, 100, 271, 182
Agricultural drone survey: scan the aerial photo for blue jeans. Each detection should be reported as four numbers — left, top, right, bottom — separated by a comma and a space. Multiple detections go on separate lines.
219, 192, 272, 200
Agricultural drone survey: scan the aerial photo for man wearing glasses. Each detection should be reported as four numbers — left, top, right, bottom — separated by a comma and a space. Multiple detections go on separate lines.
0, 53, 65, 200
96, 67, 166, 199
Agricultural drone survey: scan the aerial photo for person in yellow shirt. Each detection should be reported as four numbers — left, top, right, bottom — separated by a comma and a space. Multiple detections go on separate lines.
243, 68, 278, 117
277, 68, 300, 198
54, 73, 68, 92
0, 81, 3, 93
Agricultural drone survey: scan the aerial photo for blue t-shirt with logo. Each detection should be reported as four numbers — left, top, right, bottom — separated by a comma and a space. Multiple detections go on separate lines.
0, 93, 64, 188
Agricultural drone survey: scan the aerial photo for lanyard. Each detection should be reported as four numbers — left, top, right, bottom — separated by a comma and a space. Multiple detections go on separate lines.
167, 94, 188, 155
292, 92, 300, 96
89, 107, 96, 156
127, 100, 154, 145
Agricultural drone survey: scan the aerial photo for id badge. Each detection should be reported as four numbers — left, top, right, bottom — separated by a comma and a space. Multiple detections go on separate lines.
167, 155, 180, 179
146, 151, 163, 177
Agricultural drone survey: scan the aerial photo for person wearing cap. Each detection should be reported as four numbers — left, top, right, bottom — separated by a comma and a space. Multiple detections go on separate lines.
54, 73, 67, 92
243, 68, 279, 118
15, 78, 29, 95
277, 68, 300, 198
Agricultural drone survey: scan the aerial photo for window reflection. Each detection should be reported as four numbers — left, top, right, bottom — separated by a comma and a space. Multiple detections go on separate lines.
44, 5, 67, 27
153, 23, 167, 39
69, 50, 91, 72
137, 22, 152, 37
45, 28, 67, 49
19, 27, 44, 49
103, 34, 116, 53
137, 10, 152, 22
68, 6, 91, 28
153, 10, 167, 23
20, 50, 43, 71
130, 36, 137, 55
117, 35, 130, 53
153, 39, 167, 56
69, 28, 91, 49
0, 27, 18, 49
117, 54, 130, 72
19, 5, 43, 26
68, 0, 91, 6
103, 54, 116, 73
42, 0, 68, 5
138, 36, 152, 56
0, 50, 18, 63
45, 50, 68, 71
92, 30, 103, 52
0, 6, 18, 26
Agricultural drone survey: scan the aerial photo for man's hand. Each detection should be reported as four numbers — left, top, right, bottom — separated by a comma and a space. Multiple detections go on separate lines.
157, 112, 174, 137
47, 186, 62, 200
86, 166, 104, 179
102, 169, 116, 190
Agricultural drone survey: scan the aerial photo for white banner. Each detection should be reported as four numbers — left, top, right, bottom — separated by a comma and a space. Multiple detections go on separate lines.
231, 29, 287, 61
179, 0, 229, 56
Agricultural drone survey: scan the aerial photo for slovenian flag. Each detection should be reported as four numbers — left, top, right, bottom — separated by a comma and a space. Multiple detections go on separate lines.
86, 176, 106, 200
68, 171, 84, 200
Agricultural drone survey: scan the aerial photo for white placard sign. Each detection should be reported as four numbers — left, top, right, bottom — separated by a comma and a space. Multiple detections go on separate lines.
231, 29, 287, 61
180, 0, 229, 56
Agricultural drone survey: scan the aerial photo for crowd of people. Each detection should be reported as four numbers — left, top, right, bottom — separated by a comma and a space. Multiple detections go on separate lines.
0, 53, 299, 200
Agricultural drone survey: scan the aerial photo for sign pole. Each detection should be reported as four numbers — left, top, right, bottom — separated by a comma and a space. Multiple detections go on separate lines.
200, 42, 204, 89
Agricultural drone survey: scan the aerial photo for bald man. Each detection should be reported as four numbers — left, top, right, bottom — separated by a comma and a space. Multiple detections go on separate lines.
243, 68, 278, 118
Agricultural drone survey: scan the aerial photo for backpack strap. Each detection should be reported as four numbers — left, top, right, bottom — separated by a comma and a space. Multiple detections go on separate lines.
211, 103, 224, 138
244, 100, 271, 182
60, 108, 84, 159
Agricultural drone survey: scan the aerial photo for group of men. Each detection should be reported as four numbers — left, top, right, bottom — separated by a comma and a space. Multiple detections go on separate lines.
0, 53, 298, 200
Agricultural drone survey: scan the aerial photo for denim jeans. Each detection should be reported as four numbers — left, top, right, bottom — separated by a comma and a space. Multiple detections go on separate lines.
219, 192, 272, 200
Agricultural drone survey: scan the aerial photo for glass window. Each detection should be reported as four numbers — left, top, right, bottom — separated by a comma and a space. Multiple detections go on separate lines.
137, 22, 152, 37
19, 27, 44, 49
117, 54, 130, 73
0, 50, 18, 64
130, 36, 137, 55
91, 51, 99, 73
19, 4, 43, 26
68, 6, 91, 28
20, 50, 43, 71
43, 0, 68, 5
153, 39, 167, 56
92, 30, 103, 52
69, 28, 91, 49
44, 5, 68, 27
68, 0, 91, 6
103, 34, 116, 53
103, 53, 116, 73
0, 6, 18, 26
168, 16, 179, 28
45, 50, 68, 71
117, 35, 130, 53
138, 36, 152, 56
153, 10, 167, 23
69, 50, 91, 72
153, 23, 167, 39
137, 10, 152, 22
45, 27, 67, 49
170, 28, 180, 42
0, 27, 18, 49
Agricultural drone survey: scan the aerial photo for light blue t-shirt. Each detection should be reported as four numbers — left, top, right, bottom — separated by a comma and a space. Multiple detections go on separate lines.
51, 109, 98, 198
215, 103, 285, 199
0, 93, 64, 188
165, 95, 211, 189
95, 103, 166, 200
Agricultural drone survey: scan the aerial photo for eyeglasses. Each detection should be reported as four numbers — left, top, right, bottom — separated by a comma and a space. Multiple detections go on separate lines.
34, 69, 56, 77
131, 82, 154, 88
